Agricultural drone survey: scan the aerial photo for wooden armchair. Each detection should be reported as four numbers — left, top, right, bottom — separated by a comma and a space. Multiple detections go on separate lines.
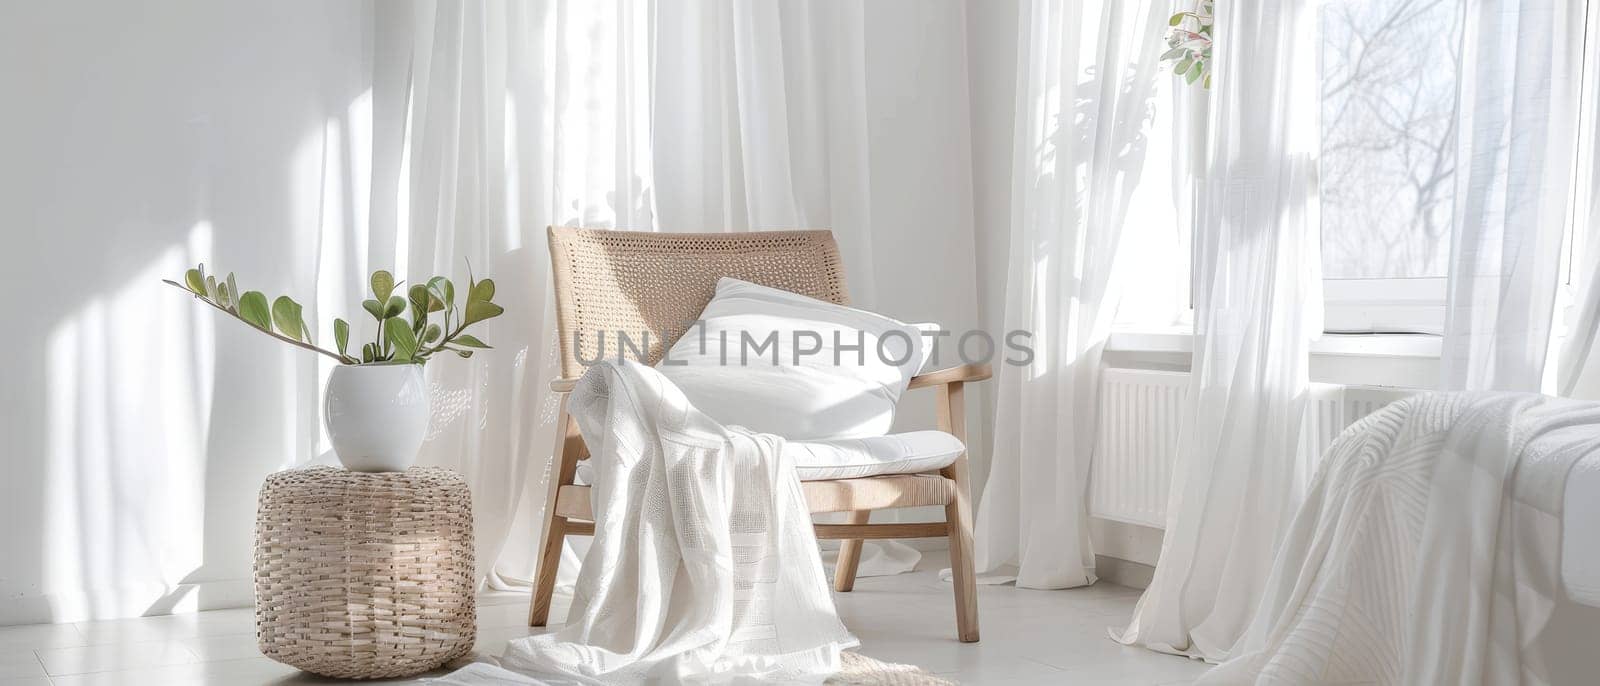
528, 227, 988, 642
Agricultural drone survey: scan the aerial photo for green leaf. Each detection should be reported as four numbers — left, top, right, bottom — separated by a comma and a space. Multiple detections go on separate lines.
362, 342, 376, 363
334, 319, 350, 355
455, 350, 474, 359
452, 334, 490, 348
204, 275, 219, 301
1175, 57, 1193, 74
362, 298, 384, 320
237, 291, 272, 331
383, 295, 407, 319
1160, 46, 1187, 61
271, 296, 305, 341
1169, 12, 1184, 25
428, 276, 455, 307
226, 273, 238, 310
408, 284, 430, 315
184, 268, 206, 295
428, 295, 445, 312
469, 278, 495, 303
384, 317, 418, 361
463, 300, 504, 325
423, 324, 442, 344
370, 270, 395, 302
1186, 62, 1202, 83
215, 282, 231, 310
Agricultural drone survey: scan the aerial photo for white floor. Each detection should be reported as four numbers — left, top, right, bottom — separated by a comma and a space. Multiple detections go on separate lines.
0, 553, 1211, 685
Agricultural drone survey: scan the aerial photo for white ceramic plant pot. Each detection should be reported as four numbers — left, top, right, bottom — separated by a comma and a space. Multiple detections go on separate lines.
324, 364, 430, 472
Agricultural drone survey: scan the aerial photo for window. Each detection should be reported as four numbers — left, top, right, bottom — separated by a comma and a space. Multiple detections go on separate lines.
1319, 0, 1460, 333
1114, 0, 1599, 344
1111, 56, 1197, 333
1117, 0, 1464, 336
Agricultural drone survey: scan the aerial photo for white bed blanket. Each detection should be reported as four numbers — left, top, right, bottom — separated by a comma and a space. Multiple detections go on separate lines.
436, 360, 856, 685
1202, 392, 1600, 685
1563, 452, 1600, 607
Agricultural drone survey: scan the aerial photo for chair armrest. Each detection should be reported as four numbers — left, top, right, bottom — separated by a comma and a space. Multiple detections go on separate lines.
908, 363, 992, 389
551, 377, 579, 393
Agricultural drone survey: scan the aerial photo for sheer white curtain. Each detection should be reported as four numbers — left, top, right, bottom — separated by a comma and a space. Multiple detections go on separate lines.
651, 1, 877, 300
1117, 0, 1322, 661
364, 0, 655, 588
1442, 0, 1588, 393
365, 0, 883, 588
972, 0, 1173, 589
1442, 0, 1586, 393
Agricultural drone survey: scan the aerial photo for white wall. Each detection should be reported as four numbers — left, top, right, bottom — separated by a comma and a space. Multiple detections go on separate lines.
0, 0, 372, 625
963, 0, 1021, 497
856, 0, 986, 531
865, 0, 984, 447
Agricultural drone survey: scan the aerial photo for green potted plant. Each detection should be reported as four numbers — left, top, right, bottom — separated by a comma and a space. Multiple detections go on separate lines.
1162, 0, 1214, 89
165, 264, 504, 471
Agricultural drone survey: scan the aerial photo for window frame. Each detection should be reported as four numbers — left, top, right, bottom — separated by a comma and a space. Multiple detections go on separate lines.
1313, 0, 1461, 335
1321, 277, 1446, 335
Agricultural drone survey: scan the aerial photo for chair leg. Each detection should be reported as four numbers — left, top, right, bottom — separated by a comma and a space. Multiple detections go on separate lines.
528, 513, 567, 627
944, 463, 979, 642
937, 381, 979, 642
833, 511, 870, 592
530, 402, 581, 627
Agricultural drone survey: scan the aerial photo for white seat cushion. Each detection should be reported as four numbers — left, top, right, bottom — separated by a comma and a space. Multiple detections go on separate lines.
788, 430, 965, 481
575, 430, 964, 486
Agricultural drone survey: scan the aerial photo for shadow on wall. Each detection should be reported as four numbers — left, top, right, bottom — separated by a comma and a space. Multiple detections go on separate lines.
0, 0, 372, 625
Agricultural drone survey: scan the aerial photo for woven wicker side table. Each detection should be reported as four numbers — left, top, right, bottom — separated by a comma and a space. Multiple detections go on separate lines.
255, 466, 476, 679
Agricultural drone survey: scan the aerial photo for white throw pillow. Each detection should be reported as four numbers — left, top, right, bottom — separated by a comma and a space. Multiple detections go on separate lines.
658, 277, 927, 439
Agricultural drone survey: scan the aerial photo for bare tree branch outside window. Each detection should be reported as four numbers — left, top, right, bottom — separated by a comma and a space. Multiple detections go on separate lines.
1321, 0, 1460, 279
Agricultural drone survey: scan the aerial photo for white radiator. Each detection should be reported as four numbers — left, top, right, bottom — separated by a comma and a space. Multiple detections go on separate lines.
1089, 368, 1417, 528
1090, 369, 1188, 528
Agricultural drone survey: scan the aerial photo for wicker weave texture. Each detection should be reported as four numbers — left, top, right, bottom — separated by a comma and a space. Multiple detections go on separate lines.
254, 467, 475, 679
548, 227, 850, 378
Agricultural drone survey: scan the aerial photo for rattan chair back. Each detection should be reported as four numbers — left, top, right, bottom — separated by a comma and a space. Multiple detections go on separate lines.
546, 227, 849, 379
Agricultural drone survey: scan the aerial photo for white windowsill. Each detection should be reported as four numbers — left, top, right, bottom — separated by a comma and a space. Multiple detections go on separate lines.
1105, 328, 1193, 354
1309, 333, 1442, 358
1106, 328, 1442, 359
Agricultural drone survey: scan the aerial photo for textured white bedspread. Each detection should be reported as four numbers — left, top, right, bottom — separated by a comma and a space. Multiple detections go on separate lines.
1564, 452, 1600, 607
1202, 392, 1600, 685
436, 360, 855, 684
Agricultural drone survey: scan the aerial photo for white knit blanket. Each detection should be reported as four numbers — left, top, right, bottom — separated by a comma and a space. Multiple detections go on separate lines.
438, 360, 856, 685
1202, 392, 1600, 685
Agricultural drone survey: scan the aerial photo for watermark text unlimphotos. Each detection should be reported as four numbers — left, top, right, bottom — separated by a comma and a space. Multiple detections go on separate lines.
573, 323, 1034, 367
